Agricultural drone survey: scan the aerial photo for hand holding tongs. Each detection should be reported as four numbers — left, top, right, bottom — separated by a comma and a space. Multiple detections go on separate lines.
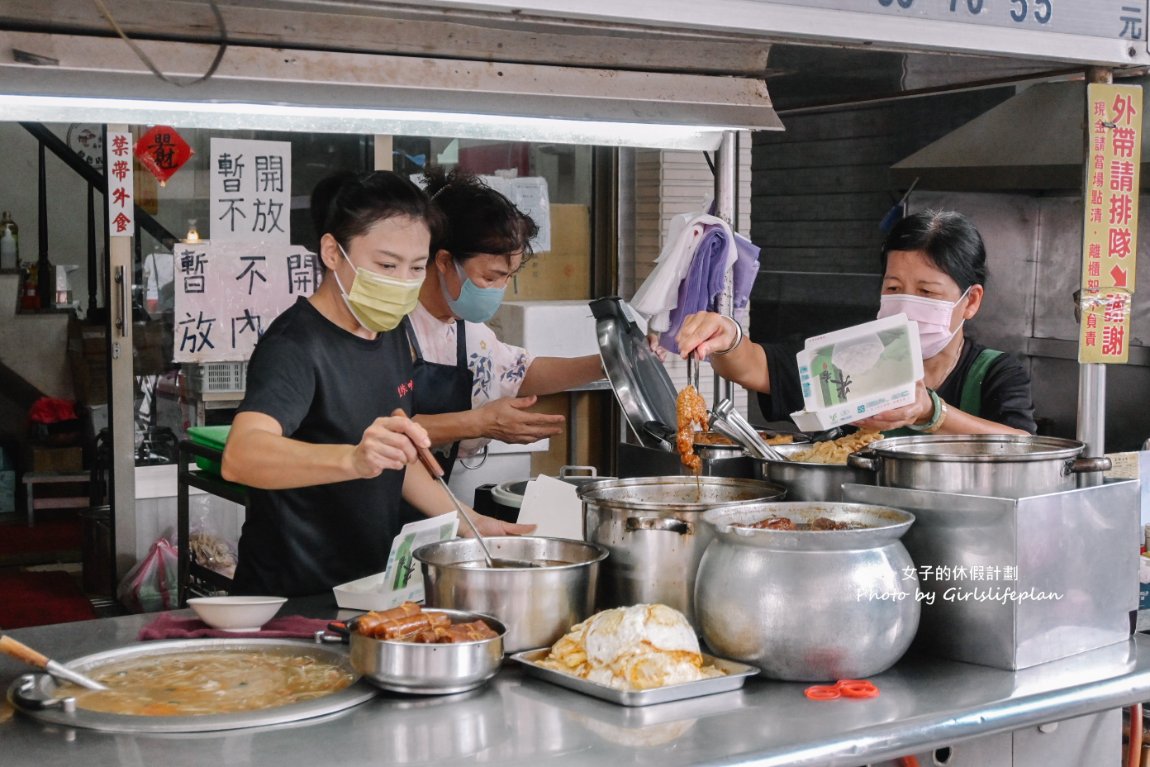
709, 398, 789, 462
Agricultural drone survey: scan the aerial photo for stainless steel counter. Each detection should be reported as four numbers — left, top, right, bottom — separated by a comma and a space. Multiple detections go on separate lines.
4, 600, 1150, 767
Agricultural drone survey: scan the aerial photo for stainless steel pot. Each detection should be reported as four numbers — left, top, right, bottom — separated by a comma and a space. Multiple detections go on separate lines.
349, 608, 506, 695
616, 442, 756, 479
753, 442, 875, 501
492, 466, 611, 510
414, 536, 607, 653
578, 476, 786, 626
846, 434, 1111, 498
695, 502, 919, 682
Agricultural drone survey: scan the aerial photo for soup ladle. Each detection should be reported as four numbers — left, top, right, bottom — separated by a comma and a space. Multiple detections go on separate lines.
0, 634, 108, 690
416, 447, 539, 569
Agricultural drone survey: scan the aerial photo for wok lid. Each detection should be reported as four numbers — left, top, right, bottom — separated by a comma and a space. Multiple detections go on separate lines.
590, 297, 677, 450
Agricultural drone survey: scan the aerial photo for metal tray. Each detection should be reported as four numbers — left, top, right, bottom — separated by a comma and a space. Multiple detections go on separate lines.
7, 639, 377, 733
511, 648, 759, 706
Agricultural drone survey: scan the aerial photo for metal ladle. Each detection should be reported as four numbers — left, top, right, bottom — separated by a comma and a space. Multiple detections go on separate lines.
0, 634, 108, 691
709, 398, 790, 462
416, 447, 539, 569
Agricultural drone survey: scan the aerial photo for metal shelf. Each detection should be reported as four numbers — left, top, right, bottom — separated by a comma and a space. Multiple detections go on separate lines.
177, 439, 247, 604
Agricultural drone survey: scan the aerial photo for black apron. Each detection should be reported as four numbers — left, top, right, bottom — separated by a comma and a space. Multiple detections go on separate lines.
398, 316, 474, 524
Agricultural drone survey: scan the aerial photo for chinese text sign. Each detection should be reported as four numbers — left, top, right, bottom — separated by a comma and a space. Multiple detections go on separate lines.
173, 241, 320, 363
1079, 83, 1141, 364
105, 130, 134, 237
210, 139, 291, 244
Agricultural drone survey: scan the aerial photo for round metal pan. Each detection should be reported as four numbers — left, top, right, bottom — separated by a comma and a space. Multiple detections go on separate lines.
348, 608, 506, 694
7, 638, 376, 733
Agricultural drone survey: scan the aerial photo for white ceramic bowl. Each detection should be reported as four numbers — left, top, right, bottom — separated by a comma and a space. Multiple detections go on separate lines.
187, 596, 287, 632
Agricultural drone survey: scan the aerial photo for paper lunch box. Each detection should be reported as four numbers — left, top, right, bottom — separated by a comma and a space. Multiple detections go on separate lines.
790, 313, 923, 432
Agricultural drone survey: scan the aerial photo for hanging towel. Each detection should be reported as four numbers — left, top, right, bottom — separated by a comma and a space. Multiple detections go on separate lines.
631, 213, 734, 335
731, 232, 760, 312
659, 223, 733, 353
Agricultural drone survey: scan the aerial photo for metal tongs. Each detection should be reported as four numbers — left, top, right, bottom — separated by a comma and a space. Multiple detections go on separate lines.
709, 398, 790, 462
687, 355, 701, 393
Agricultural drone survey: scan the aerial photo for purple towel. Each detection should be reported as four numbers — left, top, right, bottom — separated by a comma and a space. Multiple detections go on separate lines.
660, 225, 760, 353
731, 232, 761, 311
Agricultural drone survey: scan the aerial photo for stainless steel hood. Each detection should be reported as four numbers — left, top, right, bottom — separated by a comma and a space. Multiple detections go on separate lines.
891, 79, 1150, 192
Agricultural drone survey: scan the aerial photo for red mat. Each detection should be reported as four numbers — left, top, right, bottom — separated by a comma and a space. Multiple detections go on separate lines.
0, 569, 97, 629
0, 517, 82, 564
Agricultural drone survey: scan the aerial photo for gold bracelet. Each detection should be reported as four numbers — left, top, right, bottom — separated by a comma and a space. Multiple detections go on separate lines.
712, 315, 744, 356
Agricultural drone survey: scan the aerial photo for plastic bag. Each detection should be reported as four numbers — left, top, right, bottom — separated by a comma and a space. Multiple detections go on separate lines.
188, 502, 237, 580
117, 537, 179, 613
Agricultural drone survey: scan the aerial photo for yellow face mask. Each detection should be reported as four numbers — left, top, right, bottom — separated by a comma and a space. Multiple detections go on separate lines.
333, 243, 423, 332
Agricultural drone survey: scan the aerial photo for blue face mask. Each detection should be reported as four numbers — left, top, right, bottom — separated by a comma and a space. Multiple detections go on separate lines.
442, 260, 506, 323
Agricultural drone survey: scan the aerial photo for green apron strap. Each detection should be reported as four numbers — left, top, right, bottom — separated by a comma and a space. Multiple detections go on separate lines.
959, 349, 1005, 417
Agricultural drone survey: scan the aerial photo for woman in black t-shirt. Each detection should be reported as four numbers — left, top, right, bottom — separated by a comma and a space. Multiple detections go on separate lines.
221, 172, 531, 597
675, 210, 1036, 436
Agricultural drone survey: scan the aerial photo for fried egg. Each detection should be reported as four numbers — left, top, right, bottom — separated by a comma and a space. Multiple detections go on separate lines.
540, 604, 720, 691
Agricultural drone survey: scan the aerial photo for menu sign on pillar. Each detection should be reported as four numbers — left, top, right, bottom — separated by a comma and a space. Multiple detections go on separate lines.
106, 129, 134, 236
1079, 83, 1141, 364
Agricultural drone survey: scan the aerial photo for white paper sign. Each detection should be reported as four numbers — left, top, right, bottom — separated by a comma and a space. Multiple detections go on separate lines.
106, 130, 134, 237
172, 240, 320, 362
210, 138, 291, 244
481, 175, 551, 253
516, 475, 583, 539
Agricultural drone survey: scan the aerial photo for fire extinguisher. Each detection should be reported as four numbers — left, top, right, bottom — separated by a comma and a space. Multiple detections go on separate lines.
20, 261, 40, 311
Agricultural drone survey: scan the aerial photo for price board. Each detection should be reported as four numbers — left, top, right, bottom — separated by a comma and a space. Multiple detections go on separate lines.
428, 0, 1149, 65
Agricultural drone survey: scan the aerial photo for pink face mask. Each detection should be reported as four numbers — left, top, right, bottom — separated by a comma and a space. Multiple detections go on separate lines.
877, 287, 971, 358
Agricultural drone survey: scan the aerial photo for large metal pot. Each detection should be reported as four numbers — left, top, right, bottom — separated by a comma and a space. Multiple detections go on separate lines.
414, 536, 607, 653
695, 502, 919, 682
847, 434, 1111, 498
578, 476, 786, 626
753, 443, 875, 501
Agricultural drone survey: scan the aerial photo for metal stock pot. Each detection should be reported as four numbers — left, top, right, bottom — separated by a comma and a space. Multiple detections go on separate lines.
846, 435, 1111, 498
695, 502, 919, 681
753, 443, 875, 501
578, 476, 786, 626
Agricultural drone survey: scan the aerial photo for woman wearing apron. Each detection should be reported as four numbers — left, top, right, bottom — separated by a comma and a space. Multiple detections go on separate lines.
222, 171, 531, 597
405, 167, 604, 495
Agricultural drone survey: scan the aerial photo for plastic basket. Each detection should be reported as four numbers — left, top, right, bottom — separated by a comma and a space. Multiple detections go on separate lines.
186, 362, 248, 395
187, 425, 231, 475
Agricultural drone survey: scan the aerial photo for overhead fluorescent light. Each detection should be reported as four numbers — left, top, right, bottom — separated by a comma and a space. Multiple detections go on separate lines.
0, 31, 782, 150
0, 94, 738, 150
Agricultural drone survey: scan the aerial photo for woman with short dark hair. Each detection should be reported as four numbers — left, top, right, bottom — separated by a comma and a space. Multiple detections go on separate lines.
675, 210, 1036, 435
222, 171, 530, 597
405, 167, 603, 477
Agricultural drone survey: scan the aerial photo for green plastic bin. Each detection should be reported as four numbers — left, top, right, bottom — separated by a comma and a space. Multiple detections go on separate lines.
187, 425, 231, 476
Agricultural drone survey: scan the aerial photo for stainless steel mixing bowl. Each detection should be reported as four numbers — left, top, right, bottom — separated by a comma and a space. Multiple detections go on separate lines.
414, 537, 607, 653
